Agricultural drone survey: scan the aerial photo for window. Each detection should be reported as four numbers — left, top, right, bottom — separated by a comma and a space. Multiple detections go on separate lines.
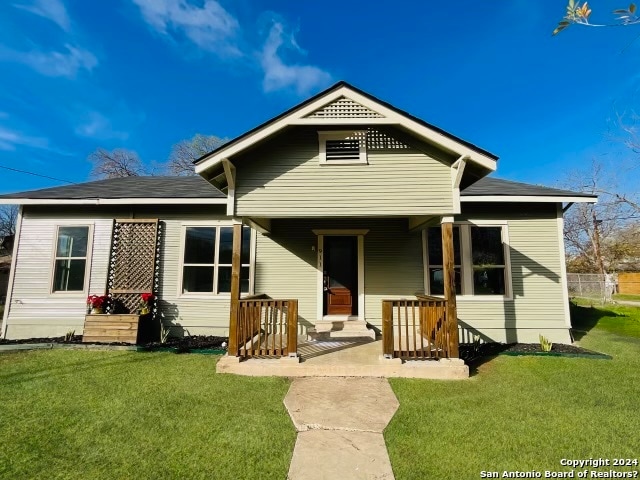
425, 224, 509, 297
181, 225, 252, 294
318, 131, 367, 164
52, 226, 90, 292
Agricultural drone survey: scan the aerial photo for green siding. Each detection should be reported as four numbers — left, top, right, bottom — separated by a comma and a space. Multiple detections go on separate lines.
234, 127, 454, 217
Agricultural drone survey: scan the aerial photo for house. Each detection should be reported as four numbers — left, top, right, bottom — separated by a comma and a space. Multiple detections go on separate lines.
0, 82, 596, 362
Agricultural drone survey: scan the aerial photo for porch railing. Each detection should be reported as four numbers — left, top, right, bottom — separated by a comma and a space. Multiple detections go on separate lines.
232, 295, 298, 358
382, 296, 455, 359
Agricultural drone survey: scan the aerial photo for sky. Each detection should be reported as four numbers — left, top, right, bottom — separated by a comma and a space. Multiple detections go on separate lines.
1, 0, 640, 195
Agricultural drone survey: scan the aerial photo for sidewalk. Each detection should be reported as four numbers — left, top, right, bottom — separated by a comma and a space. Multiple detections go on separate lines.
284, 377, 399, 480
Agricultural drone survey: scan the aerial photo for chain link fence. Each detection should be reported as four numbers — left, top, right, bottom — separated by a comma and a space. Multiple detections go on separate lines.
567, 273, 615, 303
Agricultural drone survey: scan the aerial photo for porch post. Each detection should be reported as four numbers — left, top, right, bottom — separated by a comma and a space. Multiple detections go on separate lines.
228, 221, 242, 356
441, 220, 459, 358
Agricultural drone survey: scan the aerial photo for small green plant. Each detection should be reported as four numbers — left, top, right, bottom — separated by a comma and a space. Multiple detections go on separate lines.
539, 334, 553, 352
159, 323, 171, 344
64, 330, 75, 342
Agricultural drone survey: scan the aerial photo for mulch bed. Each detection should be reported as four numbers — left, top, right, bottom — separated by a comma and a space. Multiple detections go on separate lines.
0, 335, 228, 352
460, 342, 611, 364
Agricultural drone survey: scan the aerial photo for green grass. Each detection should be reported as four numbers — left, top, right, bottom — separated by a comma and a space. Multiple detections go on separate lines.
385, 304, 640, 480
613, 293, 640, 302
0, 352, 295, 479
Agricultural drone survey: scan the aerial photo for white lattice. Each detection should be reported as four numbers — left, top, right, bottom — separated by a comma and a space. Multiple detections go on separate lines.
306, 96, 384, 119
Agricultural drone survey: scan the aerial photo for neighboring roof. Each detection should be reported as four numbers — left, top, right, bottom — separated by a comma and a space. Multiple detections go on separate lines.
0, 176, 227, 205
461, 177, 597, 202
194, 81, 499, 177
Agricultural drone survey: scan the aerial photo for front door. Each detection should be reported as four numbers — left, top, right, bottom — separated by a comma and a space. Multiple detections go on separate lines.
324, 236, 358, 315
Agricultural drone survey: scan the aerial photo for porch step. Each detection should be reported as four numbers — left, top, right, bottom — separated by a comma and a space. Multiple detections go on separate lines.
308, 320, 376, 341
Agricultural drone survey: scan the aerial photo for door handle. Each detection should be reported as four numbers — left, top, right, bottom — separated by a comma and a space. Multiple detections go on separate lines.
323, 274, 329, 292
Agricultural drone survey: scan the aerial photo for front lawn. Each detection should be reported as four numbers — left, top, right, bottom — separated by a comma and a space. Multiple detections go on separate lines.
0, 351, 296, 479
613, 293, 640, 303
386, 304, 640, 480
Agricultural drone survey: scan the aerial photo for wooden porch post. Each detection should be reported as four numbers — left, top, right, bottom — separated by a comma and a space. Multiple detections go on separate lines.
441, 221, 460, 358
228, 222, 242, 356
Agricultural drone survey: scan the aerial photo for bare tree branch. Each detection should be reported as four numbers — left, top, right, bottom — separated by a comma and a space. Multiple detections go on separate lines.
89, 148, 145, 179
167, 134, 226, 176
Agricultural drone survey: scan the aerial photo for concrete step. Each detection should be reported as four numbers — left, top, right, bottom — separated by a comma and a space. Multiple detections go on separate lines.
308, 320, 376, 341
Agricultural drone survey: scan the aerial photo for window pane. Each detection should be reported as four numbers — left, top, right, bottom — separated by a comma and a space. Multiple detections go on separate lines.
473, 268, 505, 295
471, 227, 504, 265
218, 266, 231, 293
184, 227, 216, 264
56, 227, 88, 257
241, 266, 250, 294
427, 227, 460, 266
219, 227, 233, 265
53, 259, 86, 291
241, 227, 251, 265
428, 267, 461, 295
182, 266, 214, 293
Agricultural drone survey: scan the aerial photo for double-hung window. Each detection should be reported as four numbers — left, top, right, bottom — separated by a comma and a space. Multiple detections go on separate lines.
52, 226, 90, 292
424, 224, 510, 297
181, 225, 252, 294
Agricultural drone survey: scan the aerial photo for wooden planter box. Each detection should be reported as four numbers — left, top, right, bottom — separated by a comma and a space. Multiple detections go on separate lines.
83, 314, 141, 344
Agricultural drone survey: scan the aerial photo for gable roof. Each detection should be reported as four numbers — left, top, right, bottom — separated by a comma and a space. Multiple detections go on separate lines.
460, 177, 597, 203
194, 81, 499, 177
0, 176, 227, 205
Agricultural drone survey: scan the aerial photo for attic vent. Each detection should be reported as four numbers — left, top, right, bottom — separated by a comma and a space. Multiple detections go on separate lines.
318, 131, 367, 165
306, 97, 384, 119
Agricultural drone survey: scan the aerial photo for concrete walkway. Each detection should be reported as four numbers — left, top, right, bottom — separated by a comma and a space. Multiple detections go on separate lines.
284, 377, 399, 480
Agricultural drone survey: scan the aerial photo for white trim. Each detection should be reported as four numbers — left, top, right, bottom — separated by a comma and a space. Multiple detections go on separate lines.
451, 156, 467, 215
312, 229, 369, 235
177, 223, 255, 297
461, 195, 597, 203
226, 188, 235, 217
49, 224, 94, 295
556, 205, 572, 330
0, 198, 228, 205
222, 159, 236, 216
194, 85, 497, 174
1, 206, 23, 338
440, 216, 455, 224
290, 118, 391, 125
243, 217, 271, 235
315, 231, 365, 321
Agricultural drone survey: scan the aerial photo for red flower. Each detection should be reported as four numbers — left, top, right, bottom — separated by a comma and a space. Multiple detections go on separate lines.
87, 295, 108, 308
140, 293, 154, 303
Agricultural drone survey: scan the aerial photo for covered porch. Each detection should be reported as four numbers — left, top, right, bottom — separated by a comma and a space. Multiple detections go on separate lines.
220, 217, 467, 378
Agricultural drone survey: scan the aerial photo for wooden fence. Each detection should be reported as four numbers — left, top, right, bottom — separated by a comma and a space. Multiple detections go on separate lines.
232, 297, 298, 358
382, 296, 454, 360
618, 272, 640, 295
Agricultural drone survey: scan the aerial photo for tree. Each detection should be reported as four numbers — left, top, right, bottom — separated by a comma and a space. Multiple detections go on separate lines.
0, 205, 18, 254
563, 161, 639, 273
89, 148, 145, 179
553, 1, 639, 35
167, 134, 225, 176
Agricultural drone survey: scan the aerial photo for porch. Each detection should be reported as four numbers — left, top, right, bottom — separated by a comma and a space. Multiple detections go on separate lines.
221, 218, 466, 378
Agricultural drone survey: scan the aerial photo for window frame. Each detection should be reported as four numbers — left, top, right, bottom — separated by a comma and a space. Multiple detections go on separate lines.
318, 130, 368, 165
49, 223, 94, 295
423, 221, 512, 300
178, 221, 255, 297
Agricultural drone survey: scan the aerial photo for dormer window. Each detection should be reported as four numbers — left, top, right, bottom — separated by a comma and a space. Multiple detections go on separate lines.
318, 131, 367, 165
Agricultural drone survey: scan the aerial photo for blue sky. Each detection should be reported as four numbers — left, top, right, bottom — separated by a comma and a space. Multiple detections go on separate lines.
1, 0, 639, 195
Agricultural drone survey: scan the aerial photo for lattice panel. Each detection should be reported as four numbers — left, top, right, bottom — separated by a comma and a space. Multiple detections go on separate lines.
305, 96, 384, 119
366, 128, 411, 150
106, 219, 161, 314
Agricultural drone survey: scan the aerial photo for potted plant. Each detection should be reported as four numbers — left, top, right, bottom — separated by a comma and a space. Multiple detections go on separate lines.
87, 294, 108, 314
139, 292, 154, 315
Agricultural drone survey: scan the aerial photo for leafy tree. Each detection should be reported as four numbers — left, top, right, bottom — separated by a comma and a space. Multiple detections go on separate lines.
554, 1, 639, 35
167, 134, 225, 176
89, 148, 145, 179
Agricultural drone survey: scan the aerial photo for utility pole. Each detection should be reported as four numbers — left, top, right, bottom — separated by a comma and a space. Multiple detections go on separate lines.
592, 210, 606, 276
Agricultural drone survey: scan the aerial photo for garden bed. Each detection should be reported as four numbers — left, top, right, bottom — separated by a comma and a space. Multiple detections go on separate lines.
460, 342, 612, 364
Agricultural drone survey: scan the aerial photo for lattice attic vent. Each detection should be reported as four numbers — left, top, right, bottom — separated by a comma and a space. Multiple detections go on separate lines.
306, 96, 384, 119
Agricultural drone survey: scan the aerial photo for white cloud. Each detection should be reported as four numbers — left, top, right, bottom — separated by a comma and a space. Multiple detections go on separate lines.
131, 0, 241, 57
0, 125, 50, 151
75, 111, 129, 140
0, 44, 98, 78
260, 22, 331, 95
14, 0, 71, 31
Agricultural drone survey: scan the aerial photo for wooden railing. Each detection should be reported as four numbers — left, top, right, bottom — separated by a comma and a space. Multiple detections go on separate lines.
382, 296, 456, 359
232, 297, 298, 358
